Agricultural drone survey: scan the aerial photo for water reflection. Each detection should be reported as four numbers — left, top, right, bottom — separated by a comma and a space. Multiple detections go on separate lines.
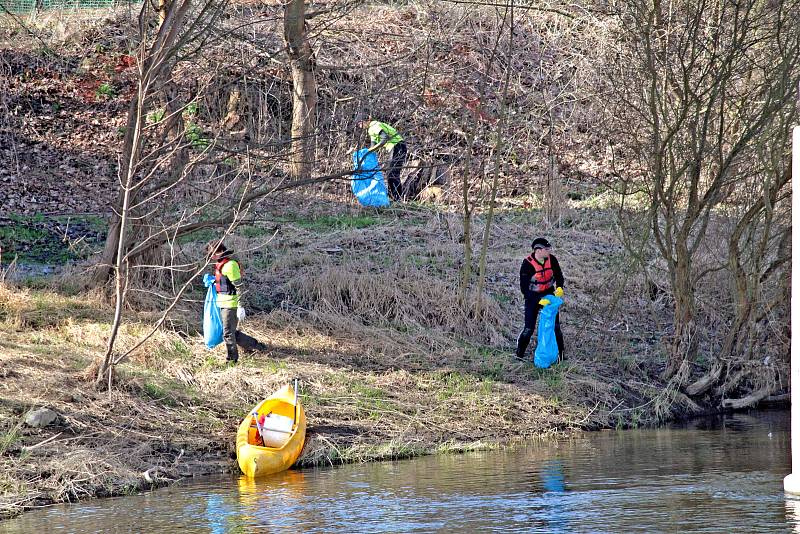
236, 471, 312, 531
540, 459, 566, 493
786, 496, 800, 533
0, 410, 793, 533
537, 460, 566, 533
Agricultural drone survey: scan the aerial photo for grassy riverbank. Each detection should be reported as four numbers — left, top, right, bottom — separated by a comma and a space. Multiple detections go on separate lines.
0, 200, 684, 520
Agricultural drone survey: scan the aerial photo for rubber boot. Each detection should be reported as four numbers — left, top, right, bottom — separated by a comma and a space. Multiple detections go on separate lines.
515, 328, 533, 361
226, 344, 239, 364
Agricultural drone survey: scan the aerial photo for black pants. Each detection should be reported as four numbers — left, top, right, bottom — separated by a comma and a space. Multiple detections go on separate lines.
515, 292, 564, 360
220, 307, 262, 362
387, 141, 408, 200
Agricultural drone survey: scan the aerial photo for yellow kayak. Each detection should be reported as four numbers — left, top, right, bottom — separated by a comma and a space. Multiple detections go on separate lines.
236, 382, 306, 478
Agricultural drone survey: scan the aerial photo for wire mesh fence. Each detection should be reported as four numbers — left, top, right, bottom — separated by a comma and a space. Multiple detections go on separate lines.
1, 0, 139, 13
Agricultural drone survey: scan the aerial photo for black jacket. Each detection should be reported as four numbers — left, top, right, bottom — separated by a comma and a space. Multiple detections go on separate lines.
519, 254, 564, 299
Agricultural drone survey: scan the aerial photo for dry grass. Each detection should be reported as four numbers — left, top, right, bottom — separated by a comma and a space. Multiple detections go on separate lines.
289, 264, 504, 342
0, 203, 680, 520
0, 283, 107, 329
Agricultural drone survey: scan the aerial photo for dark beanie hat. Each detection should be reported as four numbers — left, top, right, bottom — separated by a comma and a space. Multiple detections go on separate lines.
531, 237, 552, 250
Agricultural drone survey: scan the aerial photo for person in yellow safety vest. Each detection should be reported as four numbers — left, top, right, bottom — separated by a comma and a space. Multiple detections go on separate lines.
206, 240, 266, 364
362, 119, 408, 200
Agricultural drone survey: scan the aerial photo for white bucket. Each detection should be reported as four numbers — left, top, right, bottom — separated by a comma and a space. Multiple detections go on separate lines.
260, 413, 293, 448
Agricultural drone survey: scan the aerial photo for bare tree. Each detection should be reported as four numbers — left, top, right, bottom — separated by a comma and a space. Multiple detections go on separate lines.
95, 0, 233, 383
284, 0, 317, 178
686, 110, 795, 404
543, 109, 564, 226
91, 0, 228, 288
475, 0, 515, 315
459, 129, 476, 305
606, 0, 800, 387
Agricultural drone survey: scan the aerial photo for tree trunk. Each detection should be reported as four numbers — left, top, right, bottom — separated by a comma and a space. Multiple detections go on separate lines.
475, 0, 514, 316
721, 388, 773, 410
96, 93, 143, 385
544, 149, 563, 226
91, 93, 141, 287
543, 111, 563, 226
459, 131, 476, 306
92, 215, 120, 287
284, 0, 317, 179
664, 244, 696, 381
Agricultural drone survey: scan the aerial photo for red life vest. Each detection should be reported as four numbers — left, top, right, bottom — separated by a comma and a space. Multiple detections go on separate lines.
214, 257, 235, 295
526, 254, 554, 293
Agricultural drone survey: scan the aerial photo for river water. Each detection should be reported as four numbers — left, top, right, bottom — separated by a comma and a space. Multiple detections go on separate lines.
2, 410, 796, 533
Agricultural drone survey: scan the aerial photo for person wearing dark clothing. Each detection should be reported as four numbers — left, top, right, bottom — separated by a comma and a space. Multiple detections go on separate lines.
387, 141, 408, 199
206, 240, 266, 364
363, 119, 408, 200
515, 237, 565, 362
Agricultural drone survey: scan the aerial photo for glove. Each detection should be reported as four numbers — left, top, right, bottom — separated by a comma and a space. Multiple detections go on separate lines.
538, 298, 551, 306
237, 307, 246, 322
554, 287, 564, 298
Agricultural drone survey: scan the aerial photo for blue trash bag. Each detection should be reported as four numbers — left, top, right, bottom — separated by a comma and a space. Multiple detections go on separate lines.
534, 294, 563, 369
203, 273, 224, 349
351, 149, 390, 207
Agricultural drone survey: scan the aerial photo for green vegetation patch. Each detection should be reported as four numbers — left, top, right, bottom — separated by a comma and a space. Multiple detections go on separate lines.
0, 214, 106, 264
432, 370, 474, 400
129, 371, 197, 407
350, 382, 392, 419
277, 214, 382, 232
154, 338, 192, 361
0, 424, 22, 456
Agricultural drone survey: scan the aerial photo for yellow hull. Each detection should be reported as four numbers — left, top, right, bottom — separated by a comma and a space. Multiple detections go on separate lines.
236, 383, 307, 478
